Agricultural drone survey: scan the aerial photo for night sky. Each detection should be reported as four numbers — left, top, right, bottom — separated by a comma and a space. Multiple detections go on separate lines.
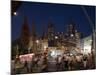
11, 1, 96, 41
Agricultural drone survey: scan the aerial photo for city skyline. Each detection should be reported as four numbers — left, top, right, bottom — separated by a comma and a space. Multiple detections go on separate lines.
11, 1, 96, 41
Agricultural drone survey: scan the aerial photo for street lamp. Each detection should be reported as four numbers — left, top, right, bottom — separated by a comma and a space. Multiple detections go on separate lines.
36, 40, 39, 53
44, 45, 47, 50
28, 47, 31, 54
16, 44, 19, 58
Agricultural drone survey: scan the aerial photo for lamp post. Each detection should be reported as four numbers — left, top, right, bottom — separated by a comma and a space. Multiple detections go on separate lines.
36, 40, 39, 53
28, 47, 31, 54
55, 36, 58, 47
16, 44, 19, 59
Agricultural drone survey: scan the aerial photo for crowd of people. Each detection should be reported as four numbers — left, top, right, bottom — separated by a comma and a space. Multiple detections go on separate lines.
12, 53, 48, 74
55, 53, 95, 71
12, 52, 95, 74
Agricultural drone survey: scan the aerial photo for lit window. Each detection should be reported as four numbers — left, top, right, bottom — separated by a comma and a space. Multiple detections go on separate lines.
71, 34, 74, 37
55, 36, 58, 39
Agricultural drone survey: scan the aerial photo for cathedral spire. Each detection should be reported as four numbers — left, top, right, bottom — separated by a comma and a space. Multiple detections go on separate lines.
67, 20, 76, 37
32, 19, 36, 37
20, 16, 30, 50
41, 19, 46, 39
21, 16, 30, 34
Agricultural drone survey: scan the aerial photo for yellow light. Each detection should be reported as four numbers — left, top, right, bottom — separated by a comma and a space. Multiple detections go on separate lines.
71, 34, 74, 37
36, 40, 39, 43
55, 36, 58, 39
44, 45, 47, 49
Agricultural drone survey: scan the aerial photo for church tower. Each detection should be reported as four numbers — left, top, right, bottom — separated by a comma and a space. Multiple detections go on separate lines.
75, 30, 81, 49
31, 20, 37, 53
67, 22, 76, 44
20, 16, 30, 54
67, 23, 76, 37
47, 22, 55, 47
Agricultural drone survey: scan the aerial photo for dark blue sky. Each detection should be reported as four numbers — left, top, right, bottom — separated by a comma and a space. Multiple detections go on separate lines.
11, 1, 96, 41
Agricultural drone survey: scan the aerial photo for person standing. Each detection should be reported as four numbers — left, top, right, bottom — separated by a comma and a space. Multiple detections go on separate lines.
83, 55, 87, 69
63, 55, 68, 71
41, 56, 48, 72
24, 61, 29, 73
56, 55, 62, 71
